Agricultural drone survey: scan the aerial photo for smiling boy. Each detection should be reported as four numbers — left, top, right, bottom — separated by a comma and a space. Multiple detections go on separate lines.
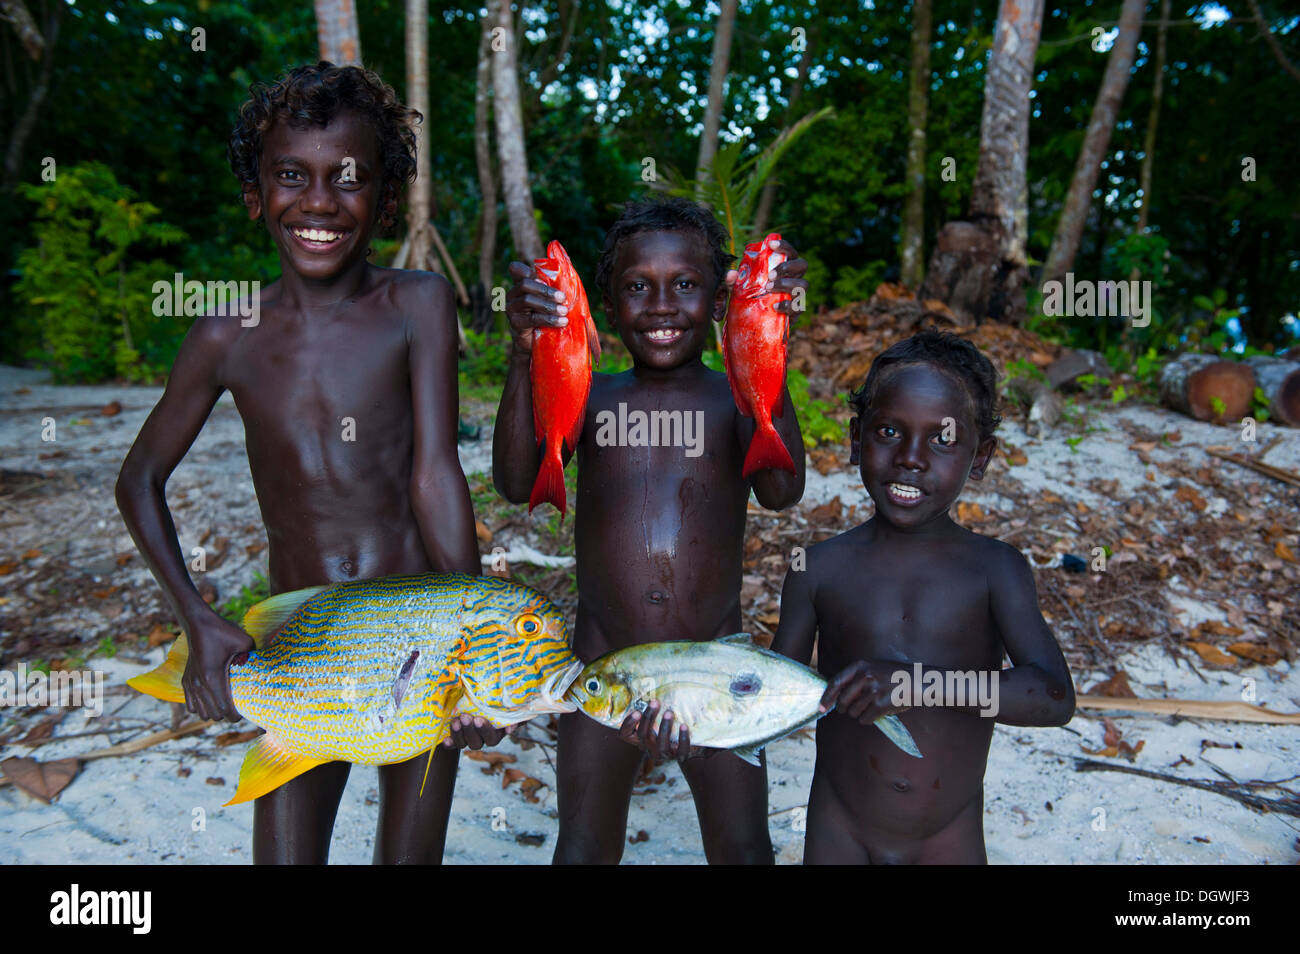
116, 63, 482, 863
493, 198, 807, 863
771, 331, 1075, 864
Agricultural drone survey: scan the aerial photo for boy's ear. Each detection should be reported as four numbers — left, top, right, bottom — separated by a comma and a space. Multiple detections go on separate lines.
849, 416, 861, 466
242, 183, 262, 221
968, 436, 997, 481
379, 183, 398, 230
713, 280, 729, 323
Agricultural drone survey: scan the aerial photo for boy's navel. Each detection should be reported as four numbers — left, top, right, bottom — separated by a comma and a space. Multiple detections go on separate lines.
645, 589, 667, 604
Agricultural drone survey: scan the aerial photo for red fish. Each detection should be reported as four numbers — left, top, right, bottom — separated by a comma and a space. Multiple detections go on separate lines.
530, 240, 600, 516
723, 233, 796, 478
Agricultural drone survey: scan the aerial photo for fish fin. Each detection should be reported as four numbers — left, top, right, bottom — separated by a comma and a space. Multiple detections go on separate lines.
224, 734, 327, 806
875, 714, 923, 759
585, 309, 601, 369
127, 632, 189, 704
733, 744, 763, 767
528, 443, 567, 517
242, 585, 328, 647
721, 333, 755, 418
742, 422, 796, 479
419, 747, 435, 798
717, 633, 756, 646
392, 650, 421, 709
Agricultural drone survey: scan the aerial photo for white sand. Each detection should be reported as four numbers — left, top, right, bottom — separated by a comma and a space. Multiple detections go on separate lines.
1, 367, 1297, 863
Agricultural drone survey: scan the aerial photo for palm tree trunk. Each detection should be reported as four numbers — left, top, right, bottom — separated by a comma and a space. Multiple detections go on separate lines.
313, 0, 362, 64
1043, 0, 1146, 285
489, 0, 543, 262
475, 19, 499, 303
920, 0, 1044, 324
1135, 0, 1169, 237
899, 0, 933, 289
695, 0, 738, 191
405, 0, 433, 274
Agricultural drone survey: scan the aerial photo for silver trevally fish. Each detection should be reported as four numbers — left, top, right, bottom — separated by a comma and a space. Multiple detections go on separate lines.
565, 634, 922, 764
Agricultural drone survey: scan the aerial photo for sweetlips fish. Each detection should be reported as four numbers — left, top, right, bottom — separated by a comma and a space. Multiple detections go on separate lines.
129, 573, 582, 805
565, 634, 922, 764
530, 239, 600, 517
723, 232, 796, 478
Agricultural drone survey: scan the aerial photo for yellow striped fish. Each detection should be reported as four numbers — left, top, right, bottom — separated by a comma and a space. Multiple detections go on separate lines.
129, 573, 582, 806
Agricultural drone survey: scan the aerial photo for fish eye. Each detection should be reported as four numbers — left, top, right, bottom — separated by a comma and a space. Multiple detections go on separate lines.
515, 613, 542, 636
585, 677, 601, 694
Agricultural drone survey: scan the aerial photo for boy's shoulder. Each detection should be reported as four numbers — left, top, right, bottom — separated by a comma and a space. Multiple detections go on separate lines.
374, 266, 454, 314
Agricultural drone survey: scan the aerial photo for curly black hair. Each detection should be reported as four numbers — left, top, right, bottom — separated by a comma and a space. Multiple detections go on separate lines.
227, 62, 420, 226
594, 196, 734, 301
849, 330, 1002, 443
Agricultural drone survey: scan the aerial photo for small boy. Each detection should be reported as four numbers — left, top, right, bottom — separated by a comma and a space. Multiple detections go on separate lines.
116, 63, 485, 864
772, 331, 1075, 864
493, 197, 807, 863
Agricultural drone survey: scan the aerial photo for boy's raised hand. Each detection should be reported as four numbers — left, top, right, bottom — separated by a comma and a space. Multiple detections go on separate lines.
820, 660, 909, 726
767, 239, 809, 319
183, 615, 255, 723
505, 261, 569, 356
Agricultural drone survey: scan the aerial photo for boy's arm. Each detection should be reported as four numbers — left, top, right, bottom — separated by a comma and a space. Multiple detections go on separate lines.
491, 261, 572, 503
823, 543, 1076, 727
983, 541, 1076, 726
408, 274, 479, 575
743, 239, 807, 511
115, 318, 253, 723
769, 560, 818, 666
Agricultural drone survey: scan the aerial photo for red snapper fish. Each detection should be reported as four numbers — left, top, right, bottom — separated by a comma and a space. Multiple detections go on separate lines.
530, 240, 600, 516
723, 233, 796, 477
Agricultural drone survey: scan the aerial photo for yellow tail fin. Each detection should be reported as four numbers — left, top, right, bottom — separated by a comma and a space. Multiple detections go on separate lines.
126, 632, 189, 704
225, 734, 327, 806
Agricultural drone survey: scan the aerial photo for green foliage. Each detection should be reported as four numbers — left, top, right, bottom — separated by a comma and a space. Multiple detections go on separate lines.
14, 163, 186, 383
787, 367, 845, 449
219, 572, 270, 625
459, 329, 510, 389
655, 108, 834, 259
831, 260, 889, 307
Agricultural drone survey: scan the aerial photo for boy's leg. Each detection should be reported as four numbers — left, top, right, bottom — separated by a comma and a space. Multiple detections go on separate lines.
552, 712, 644, 864
679, 752, 774, 864
253, 760, 352, 864
373, 745, 460, 864
803, 777, 870, 864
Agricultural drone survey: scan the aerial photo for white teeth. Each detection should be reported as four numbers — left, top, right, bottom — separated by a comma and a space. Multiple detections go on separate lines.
293, 228, 344, 242
890, 483, 922, 498
646, 329, 680, 341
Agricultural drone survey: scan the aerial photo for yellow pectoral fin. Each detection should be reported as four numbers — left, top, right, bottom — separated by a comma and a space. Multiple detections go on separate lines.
242, 585, 328, 647
224, 734, 328, 807
126, 633, 189, 704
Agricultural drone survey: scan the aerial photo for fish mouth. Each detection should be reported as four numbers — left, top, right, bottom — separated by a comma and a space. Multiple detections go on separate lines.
539, 659, 583, 714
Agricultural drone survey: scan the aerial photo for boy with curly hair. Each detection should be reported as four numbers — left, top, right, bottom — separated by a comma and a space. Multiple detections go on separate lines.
117, 62, 483, 864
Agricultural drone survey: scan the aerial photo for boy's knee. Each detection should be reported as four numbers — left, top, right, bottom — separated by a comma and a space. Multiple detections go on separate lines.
702, 829, 774, 865
552, 831, 624, 865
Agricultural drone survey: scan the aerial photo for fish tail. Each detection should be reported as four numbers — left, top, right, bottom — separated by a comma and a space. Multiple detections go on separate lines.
126, 632, 189, 704
742, 419, 796, 479
528, 441, 568, 517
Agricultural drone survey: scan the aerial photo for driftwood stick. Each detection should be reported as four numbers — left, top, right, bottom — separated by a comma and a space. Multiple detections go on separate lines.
1205, 447, 1300, 489
0, 720, 214, 788
1077, 695, 1300, 724
1074, 758, 1300, 817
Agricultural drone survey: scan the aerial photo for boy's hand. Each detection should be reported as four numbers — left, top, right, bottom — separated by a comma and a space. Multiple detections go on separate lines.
442, 716, 513, 750
768, 239, 809, 318
182, 617, 255, 723
505, 261, 569, 356
821, 660, 909, 726
618, 700, 718, 762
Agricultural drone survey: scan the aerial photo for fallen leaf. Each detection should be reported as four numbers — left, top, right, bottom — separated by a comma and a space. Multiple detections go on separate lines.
501, 767, 526, 789
1226, 642, 1282, 666
115, 552, 133, 566
215, 730, 261, 747
147, 624, 176, 648
757, 611, 781, 627
21, 548, 41, 560
465, 750, 516, 774
956, 501, 986, 523
0, 562, 17, 576
515, 831, 546, 846
244, 542, 266, 557
38, 450, 64, 460
475, 520, 493, 544
628, 829, 650, 844
19, 713, 64, 746
1089, 671, 1137, 698
100, 401, 122, 417
206, 777, 225, 786
1175, 486, 1207, 512
808, 497, 842, 525
0, 757, 79, 803
1186, 642, 1237, 668
1276, 541, 1296, 563
519, 777, 545, 803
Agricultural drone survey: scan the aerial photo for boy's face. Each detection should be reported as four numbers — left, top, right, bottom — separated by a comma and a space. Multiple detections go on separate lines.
243, 109, 390, 283
850, 364, 996, 531
601, 230, 726, 371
